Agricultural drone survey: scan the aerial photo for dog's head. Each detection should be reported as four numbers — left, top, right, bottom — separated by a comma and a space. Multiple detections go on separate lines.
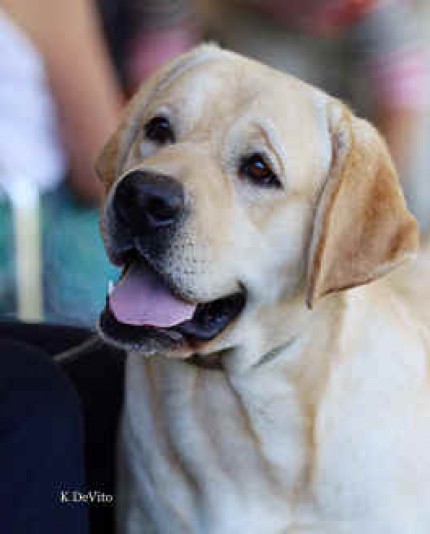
96, 45, 418, 361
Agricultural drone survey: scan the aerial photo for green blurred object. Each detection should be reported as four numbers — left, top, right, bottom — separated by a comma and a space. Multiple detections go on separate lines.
0, 184, 119, 327
0, 199, 16, 316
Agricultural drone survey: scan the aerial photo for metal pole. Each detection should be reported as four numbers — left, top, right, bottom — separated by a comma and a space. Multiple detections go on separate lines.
3, 179, 43, 321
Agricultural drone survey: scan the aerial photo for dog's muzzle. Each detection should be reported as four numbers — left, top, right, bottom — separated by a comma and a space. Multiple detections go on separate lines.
100, 170, 246, 354
105, 169, 186, 268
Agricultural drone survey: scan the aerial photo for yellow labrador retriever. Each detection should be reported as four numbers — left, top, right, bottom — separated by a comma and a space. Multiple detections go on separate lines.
96, 45, 430, 533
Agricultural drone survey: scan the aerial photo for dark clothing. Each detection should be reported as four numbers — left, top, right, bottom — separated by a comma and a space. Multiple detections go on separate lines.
0, 321, 125, 534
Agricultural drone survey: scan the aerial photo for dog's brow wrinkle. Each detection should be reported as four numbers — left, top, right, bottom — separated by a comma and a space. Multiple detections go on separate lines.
254, 122, 286, 177
253, 337, 298, 369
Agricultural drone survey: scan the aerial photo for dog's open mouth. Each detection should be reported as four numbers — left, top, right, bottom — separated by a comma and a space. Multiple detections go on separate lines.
99, 259, 246, 351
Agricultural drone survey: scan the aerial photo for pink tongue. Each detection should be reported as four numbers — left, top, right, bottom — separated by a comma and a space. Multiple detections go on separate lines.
109, 262, 197, 327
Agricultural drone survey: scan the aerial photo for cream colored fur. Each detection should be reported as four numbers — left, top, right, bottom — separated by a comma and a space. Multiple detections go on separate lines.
96, 46, 430, 533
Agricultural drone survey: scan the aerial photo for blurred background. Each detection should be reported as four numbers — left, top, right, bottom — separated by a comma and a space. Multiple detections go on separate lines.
0, 0, 429, 327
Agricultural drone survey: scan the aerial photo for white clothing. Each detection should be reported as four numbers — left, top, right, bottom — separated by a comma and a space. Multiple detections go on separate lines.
0, 8, 66, 194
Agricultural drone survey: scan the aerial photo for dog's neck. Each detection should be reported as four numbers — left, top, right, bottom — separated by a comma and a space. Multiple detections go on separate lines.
120, 290, 357, 532
122, 291, 350, 525
183, 291, 347, 378
184, 338, 298, 371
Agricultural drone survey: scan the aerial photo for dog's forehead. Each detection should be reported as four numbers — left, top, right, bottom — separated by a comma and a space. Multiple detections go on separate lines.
153, 55, 325, 129
130, 52, 332, 187
169, 57, 331, 178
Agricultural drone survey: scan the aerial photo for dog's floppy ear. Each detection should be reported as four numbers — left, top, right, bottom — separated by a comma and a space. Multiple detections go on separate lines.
94, 44, 223, 187
306, 102, 418, 308
93, 94, 143, 188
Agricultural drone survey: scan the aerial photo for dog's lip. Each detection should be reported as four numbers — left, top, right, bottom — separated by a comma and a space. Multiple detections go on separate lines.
99, 302, 186, 351
100, 252, 247, 351
99, 290, 246, 352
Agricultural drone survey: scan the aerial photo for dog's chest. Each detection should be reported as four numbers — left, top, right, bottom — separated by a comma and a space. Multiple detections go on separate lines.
119, 354, 312, 533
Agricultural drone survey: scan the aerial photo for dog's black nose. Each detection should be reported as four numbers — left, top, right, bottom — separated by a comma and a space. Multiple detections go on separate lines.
113, 171, 185, 232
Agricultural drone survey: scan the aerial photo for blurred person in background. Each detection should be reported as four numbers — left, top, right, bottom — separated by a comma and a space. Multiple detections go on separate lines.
0, 0, 122, 324
0, 2, 125, 532
97, 0, 199, 95
196, 0, 430, 234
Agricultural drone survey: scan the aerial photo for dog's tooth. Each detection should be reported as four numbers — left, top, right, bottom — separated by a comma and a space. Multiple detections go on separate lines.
108, 280, 115, 296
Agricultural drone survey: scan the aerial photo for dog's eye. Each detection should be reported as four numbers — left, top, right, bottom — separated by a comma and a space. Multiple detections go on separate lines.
144, 116, 175, 145
239, 154, 282, 188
